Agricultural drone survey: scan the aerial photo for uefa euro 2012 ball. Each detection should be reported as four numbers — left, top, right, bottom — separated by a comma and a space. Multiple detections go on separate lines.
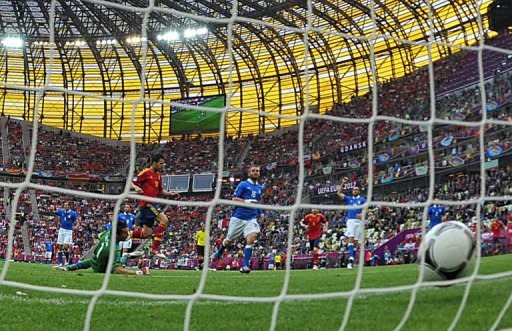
418, 221, 476, 282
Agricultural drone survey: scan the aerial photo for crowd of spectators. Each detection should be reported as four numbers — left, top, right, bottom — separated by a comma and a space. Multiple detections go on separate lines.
1, 161, 510, 269
2, 120, 251, 180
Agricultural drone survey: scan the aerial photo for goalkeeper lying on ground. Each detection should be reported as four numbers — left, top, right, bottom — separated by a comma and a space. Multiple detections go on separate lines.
55, 221, 149, 276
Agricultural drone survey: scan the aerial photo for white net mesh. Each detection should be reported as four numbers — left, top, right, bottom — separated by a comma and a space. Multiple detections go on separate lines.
0, 0, 512, 330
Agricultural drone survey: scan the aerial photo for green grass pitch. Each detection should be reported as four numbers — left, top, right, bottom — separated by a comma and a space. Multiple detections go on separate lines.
0, 255, 511, 330
171, 97, 224, 134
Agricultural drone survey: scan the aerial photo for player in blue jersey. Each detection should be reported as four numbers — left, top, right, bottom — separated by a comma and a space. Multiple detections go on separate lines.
54, 201, 79, 266
427, 199, 446, 231
213, 165, 264, 274
337, 177, 367, 269
44, 238, 54, 264
117, 203, 136, 260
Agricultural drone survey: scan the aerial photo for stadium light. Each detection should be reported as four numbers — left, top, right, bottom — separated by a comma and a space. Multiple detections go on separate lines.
65, 39, 86, 47
1, 36, 24, 48
32, 40, 50, 46
183, 27, 208, 39
126, 36, 147, 44
157, 30, 179, 42
197, 27, 208, 35
157, 27, 208, 42
95, 39, 117, 46
183, 28, 195, 39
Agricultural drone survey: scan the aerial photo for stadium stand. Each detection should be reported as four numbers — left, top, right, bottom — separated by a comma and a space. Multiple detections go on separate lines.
0, 34, 511, 269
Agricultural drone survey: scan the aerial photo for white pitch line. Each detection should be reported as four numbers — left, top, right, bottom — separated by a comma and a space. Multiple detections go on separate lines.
2, 275, 509, 307
0, 293, 245, 306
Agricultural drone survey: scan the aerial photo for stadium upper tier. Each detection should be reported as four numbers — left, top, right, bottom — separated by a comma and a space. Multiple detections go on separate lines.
1, 32, 511, 184
0, 0, 498, 142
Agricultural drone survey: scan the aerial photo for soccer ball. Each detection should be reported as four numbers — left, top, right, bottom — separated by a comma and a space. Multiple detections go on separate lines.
418, 221, 476, 282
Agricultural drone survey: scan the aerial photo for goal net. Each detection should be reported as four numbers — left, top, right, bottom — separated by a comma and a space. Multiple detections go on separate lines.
0, 0, 512, 330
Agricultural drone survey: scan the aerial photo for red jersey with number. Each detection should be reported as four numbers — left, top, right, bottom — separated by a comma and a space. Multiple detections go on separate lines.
303, 213, 327, 240
133, 168, 162, 207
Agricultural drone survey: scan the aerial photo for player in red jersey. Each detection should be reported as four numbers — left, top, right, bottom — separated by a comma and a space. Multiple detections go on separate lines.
130, 153, 177, 259
300, 209, 328, 270
491, 218, 506, 254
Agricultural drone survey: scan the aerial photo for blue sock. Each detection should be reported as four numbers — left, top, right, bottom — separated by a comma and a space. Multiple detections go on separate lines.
67, 261, 90, 271
57, 252, 63, 265
243, 246, 253, 267
213, 244, 226, 259
348, 244, 355, 260
216, 245, 225, 258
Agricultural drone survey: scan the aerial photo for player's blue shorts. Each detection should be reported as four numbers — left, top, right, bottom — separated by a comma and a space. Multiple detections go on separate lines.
309, 238, 321, 250
137, 203, 161, 227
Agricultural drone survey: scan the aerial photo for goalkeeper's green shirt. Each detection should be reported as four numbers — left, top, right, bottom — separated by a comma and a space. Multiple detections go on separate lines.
91, 230, 122, 273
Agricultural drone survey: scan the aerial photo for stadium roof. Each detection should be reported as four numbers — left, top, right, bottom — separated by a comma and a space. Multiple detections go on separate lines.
0, 0, 495, 142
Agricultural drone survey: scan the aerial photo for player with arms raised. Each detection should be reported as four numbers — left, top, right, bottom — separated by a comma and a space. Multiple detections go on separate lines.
130, 153, 177, 259
300, 209, 328, 270
337, 177, 367, 269
213, 164, 264, 274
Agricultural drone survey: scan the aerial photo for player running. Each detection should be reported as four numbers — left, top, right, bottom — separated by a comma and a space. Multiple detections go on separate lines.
212, 164, 264, 274
300, 209, 328, 270
130, 153, 178, 259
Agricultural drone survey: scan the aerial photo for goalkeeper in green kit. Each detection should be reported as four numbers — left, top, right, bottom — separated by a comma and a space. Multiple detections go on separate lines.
55, 221, 149, 276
